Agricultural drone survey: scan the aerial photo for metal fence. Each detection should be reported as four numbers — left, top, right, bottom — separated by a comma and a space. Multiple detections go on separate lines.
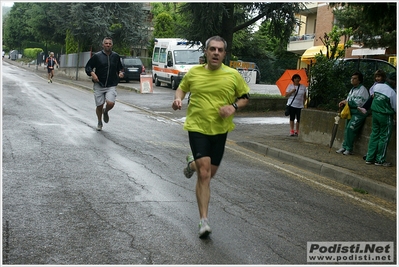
59, 52, 152, 73
59, 52, 92, 68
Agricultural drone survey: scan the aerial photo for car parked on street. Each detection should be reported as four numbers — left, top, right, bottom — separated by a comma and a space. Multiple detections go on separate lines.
120, 57, 145, 83
341, 58, 396, 89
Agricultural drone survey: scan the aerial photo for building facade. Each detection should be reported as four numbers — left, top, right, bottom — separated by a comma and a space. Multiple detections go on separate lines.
287, 2, 396, 69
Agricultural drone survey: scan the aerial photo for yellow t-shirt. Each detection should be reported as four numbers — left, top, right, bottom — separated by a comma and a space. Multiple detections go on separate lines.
179, 64, 250, 135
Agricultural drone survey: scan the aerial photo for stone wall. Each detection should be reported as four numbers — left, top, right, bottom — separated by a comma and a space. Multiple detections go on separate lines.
243, 98, 396, 163
300, 109, 396, 163
59, 67, 90, 82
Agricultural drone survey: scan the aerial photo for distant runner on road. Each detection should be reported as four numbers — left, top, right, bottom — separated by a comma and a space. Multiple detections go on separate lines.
45, 52, 59, 83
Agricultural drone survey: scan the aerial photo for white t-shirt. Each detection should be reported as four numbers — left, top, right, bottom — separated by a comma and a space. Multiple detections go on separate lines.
285, 84, 307, 108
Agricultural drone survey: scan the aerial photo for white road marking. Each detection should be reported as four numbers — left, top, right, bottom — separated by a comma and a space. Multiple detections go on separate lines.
226, 144, 396, 216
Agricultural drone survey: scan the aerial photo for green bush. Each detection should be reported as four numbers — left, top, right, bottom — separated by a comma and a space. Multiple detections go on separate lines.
23, 48, 43, 59
308, 55, 354, 111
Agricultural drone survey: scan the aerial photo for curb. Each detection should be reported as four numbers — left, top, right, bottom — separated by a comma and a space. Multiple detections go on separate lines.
56, 77, 140, 93
237, 141, 396, 202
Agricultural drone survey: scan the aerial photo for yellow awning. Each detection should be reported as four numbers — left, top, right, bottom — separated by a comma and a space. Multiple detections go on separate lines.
301, 46, 326, 64
301, 44, 344, 65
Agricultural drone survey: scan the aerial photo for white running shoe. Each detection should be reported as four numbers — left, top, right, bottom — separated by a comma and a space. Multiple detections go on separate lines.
336, 148, 345, 154
198, 218, 212, 238
343, 150, 353, 155
183, 154, 195, 178
96, 121, 103, 131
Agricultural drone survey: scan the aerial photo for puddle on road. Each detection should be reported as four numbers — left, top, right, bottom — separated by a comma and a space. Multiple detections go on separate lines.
234, 117, 288, 124
173, 117, 288, 125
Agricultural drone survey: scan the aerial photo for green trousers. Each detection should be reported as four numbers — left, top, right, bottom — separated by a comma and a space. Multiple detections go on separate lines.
365, 112, 394, 164
342, 111, 367, 152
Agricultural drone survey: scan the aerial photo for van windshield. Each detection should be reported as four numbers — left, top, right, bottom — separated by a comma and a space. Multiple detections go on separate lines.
173, 50, 203, 64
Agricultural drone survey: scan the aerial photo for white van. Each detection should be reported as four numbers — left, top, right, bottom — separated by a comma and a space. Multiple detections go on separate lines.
152, 38, 202, 90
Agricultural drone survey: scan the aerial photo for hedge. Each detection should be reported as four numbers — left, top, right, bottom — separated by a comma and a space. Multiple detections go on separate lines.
23, 48, 43, 59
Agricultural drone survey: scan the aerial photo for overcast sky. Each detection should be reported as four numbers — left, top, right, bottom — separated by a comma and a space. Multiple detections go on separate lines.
2, 1, 14, 7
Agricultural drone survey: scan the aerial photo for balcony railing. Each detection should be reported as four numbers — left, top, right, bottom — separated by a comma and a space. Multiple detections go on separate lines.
289, 34, 315, 42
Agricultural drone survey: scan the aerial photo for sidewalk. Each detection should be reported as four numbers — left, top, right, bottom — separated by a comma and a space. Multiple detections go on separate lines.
4, 59, 397, 202
229, 122, 396, 202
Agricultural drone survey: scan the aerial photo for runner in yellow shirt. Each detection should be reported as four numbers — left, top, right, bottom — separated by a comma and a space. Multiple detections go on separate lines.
172, 36, 250, 238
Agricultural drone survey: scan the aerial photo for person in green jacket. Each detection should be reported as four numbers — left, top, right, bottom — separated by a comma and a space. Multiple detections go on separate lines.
336, 72, 370, 155
365, 72, 396, 166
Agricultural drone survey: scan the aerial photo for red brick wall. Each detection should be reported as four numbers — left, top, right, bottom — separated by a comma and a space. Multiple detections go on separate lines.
314, 3, 354, 58
314, 3, 334, 46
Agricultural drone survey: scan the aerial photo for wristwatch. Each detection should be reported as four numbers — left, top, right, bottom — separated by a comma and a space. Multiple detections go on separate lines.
232, 103, 238, 110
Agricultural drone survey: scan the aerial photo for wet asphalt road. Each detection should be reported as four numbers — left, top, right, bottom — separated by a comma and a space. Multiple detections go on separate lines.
2, 62, 396, 265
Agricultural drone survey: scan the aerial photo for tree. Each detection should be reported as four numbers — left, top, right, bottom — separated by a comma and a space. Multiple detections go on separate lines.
318, 25, 353, 60
153, 12, 175, 38
149, 3, 185, 47
308, 27, 354, 110
65, 30, 79, 54
26, 3, 66, 53
147, 12, 177, 57
67, 3, 112, 52
150, 2, 180, 19
101, 3, 148, 54
176, 3, 304, 63
49, 3, 147, 79
3, 2, 148, 56
3, 3, 37, 51
232, 20, 299, 84
331, 3, 396, 49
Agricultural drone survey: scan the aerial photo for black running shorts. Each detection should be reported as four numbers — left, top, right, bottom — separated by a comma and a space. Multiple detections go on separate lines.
188, 131, 228, 166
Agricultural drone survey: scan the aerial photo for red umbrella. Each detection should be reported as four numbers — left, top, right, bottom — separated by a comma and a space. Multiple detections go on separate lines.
276, 69, 309, 96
